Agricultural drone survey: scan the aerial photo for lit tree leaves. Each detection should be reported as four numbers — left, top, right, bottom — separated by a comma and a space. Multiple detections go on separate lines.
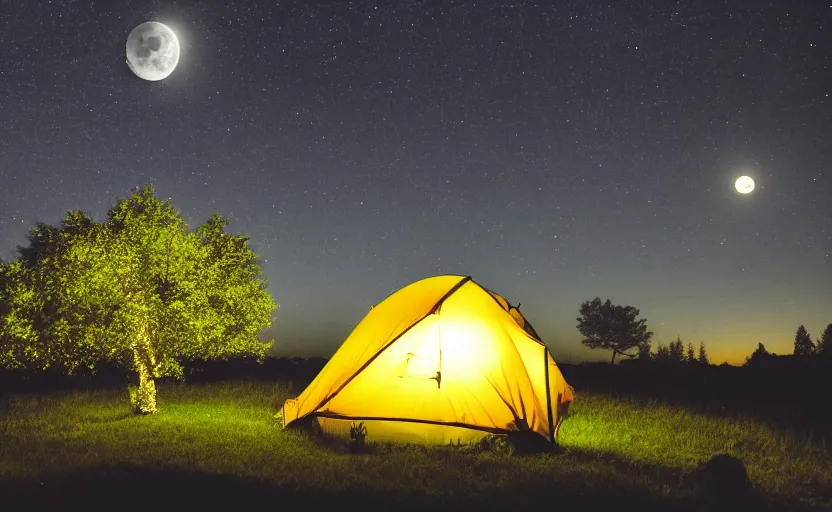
0, 186, 276, 412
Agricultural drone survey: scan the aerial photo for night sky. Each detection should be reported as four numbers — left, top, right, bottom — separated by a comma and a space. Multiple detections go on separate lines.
1, 1, 830, 365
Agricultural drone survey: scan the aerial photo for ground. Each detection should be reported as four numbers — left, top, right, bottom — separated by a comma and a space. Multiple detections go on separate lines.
0, 380, 829, 511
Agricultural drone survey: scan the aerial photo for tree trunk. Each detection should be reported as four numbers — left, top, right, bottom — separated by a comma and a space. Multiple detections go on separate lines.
133, 360, 157, 414
610, 350, 618, 365
131, 341, 158, 414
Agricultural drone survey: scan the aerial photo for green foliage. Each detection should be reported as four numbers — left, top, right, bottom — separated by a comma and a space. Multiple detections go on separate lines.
0, 186, 276, 409
793, 325, 815, 356
0, 259, 30, 369
576, 297, 653, 364
0, 213, 109, 372
187, 213, 275, 361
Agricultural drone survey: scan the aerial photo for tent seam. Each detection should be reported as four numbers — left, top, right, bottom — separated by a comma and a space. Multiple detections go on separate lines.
298, 275, 472, 420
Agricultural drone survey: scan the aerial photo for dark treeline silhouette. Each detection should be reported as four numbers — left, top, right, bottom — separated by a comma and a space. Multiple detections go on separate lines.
0, 356, 327, 398
573, 296, 832, 439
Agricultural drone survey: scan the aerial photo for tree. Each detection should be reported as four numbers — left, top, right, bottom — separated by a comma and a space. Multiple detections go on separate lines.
793, 325, 815, 356
576, 297, 653, 364
636, 340, 652, 361
815, 323, 832, 359
668, 336, 684, 363
697, 342, 709, 365
654, 342, 670, 361
685, 342, 696, 363
745, 343, 770, 366
0, 186, 277, 413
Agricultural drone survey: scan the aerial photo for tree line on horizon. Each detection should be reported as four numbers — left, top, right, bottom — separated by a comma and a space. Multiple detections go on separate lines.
744, 323, 832, 365
575, 297, 832, 367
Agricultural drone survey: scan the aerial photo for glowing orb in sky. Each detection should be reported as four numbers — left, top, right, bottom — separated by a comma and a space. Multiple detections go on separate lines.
734, 176, 755, 194
126, 22, 180, 81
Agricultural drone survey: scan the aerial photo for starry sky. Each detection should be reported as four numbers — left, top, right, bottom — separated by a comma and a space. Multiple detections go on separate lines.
1, 0, 830, 365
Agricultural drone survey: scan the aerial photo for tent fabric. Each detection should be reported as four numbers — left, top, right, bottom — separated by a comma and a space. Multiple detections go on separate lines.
282, 275, 575, 446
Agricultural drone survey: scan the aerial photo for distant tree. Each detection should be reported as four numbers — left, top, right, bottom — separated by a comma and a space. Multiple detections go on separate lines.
815, 323, 832, 359
793, 325, 815, 356
637, 340, 652, 361
669, 336, 685, 363
685, 342, 696, 363
654, 342, 670, 361
576, 297, 653, 364
745, 343, 771, 367
0, 186, 277, 413
697, 342, 710, 365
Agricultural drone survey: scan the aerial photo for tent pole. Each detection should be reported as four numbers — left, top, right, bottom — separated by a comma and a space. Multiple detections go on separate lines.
544, 347, 555, 447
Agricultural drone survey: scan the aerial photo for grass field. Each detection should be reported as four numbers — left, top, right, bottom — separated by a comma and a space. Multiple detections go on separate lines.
0, 380, 830, 511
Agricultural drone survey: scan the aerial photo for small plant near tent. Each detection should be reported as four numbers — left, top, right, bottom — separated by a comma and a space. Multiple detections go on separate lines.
479, 434, 516, 456
349, 421, 368, 441
348, 421, 368, 452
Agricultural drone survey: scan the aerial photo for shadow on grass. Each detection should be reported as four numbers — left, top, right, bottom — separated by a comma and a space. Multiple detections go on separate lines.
0, 465, 668, 512
85, 411, 133, 423
0, 453, 815, 512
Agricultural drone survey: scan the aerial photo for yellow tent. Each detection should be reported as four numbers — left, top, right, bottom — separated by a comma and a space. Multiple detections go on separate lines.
281, 275, 575, 447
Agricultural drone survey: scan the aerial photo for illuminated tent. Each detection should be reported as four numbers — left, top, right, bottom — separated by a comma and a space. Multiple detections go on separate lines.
281, 275, 575, 447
